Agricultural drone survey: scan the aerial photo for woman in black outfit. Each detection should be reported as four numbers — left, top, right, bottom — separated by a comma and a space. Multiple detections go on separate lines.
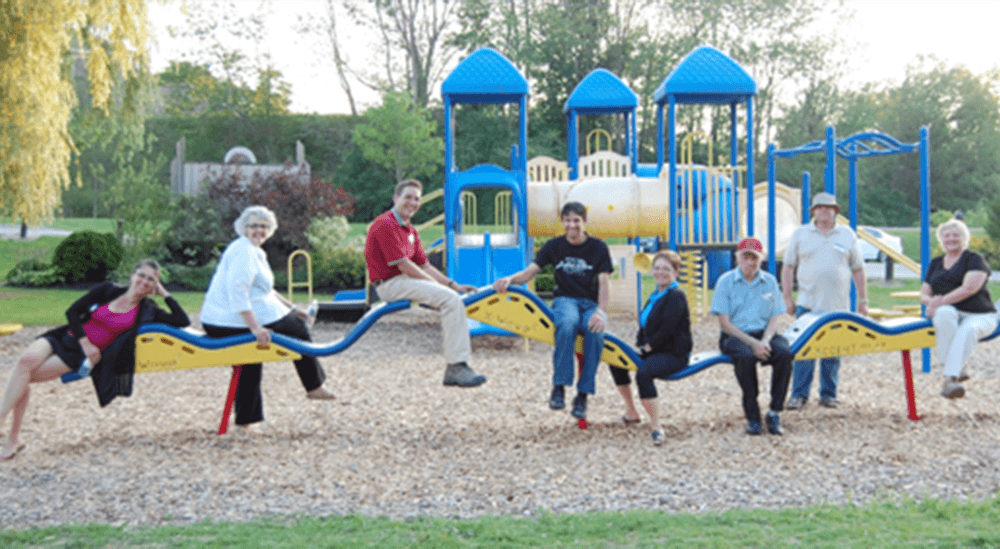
611, 251, 692, 446
0, 259, 190, 460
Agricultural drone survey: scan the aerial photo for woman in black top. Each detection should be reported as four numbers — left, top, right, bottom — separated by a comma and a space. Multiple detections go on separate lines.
920, 219, 997, 399
611, 251, 692, 446
0, 259, 189, 460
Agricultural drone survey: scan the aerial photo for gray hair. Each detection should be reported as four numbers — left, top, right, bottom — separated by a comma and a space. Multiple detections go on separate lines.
936, 218, 971, 250
233, 205, 278, 239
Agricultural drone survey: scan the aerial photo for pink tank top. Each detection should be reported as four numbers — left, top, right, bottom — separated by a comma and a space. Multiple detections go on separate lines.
81, 304, 139, 350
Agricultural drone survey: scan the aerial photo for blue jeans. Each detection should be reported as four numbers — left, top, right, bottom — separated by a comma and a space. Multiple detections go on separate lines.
791, 306, 840, 400
551, 296, 604, 394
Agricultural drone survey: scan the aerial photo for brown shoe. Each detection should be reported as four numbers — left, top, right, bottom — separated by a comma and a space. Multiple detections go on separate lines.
306, 387, 336, 400
941, 377, 965, 399
443, 362, 486, 387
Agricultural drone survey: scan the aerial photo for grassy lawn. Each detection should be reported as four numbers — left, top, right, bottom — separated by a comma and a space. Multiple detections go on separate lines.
0, 496, 997, 547
0, 216, 116, 233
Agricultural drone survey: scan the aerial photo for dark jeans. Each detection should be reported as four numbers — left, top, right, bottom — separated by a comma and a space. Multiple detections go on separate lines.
610, 353, 687, 400
719, 331, 793, 424
203, 313, 326, 425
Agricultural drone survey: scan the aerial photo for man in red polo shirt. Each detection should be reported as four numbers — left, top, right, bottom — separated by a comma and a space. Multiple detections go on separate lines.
364, 179, 486, 387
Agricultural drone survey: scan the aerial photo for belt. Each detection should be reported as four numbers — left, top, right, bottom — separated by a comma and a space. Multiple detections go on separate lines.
372, 277, 395, 287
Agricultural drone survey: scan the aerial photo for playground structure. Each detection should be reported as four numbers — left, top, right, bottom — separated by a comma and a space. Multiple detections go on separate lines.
58, 46, 953, 434
321, 46, 808, 319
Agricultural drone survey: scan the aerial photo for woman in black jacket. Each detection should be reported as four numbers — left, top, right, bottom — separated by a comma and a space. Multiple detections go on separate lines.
0, 259, 189, 460
611, 251, 692, 446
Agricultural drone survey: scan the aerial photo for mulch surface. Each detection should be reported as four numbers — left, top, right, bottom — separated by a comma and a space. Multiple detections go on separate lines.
0, 310, 998, 527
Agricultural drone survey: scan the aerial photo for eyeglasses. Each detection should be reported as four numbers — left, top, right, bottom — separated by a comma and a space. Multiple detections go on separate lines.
248, 223, 270, 230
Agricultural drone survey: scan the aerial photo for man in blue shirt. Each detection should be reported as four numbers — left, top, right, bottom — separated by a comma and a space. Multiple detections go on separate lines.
711, 237, 793, 435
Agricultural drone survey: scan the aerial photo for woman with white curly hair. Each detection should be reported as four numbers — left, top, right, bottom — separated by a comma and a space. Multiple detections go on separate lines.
921, 218, 997, 399
201, 205, 336, 428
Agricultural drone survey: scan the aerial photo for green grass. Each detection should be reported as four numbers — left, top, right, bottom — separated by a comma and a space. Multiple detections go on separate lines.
0, 495, 997, 547
0, 287, 340, 327
0, 288, 207, 326
0, 216, 116, 232
0, 236, 63, 277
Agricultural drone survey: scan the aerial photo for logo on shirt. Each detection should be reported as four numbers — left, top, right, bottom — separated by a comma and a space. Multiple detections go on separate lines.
408, 234, 415, 244
555, 257, 593, 276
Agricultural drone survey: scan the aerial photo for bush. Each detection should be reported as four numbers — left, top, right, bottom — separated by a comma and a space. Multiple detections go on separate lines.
162, 261, 218, 292
51, 231, 124, 283
206, 164, 357, 267
968, 235, 1000, 270
159, 193, 233, 267
4, 258, 65, 287
313, 247, 366, 292
306, 215, 366, 292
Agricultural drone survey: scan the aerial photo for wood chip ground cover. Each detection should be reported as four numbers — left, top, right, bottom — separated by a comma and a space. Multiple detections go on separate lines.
0, 310, 997, 527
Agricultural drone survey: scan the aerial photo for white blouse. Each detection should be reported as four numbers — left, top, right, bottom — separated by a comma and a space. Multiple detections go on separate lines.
200, 236, 289, 328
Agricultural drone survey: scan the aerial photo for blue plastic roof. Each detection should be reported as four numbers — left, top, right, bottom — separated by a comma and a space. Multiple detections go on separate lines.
653, 46, 756, 105
441, 48, 528, 104
563, 69, 638, 114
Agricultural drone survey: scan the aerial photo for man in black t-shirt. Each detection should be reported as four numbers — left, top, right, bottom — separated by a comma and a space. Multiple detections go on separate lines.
494, 202, 613, 419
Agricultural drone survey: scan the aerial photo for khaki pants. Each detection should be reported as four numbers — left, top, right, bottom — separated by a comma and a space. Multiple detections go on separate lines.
376, 276, 472, 365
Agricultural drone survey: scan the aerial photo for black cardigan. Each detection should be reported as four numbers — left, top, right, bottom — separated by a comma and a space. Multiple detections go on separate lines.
65, 282, 190, 406
636, 287, 692, 360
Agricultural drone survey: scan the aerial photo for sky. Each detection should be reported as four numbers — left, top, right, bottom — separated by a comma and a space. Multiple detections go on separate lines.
147, 0, 1000, 115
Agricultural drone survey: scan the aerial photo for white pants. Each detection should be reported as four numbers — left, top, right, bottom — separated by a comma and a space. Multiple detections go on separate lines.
932, 305, 998, 378
376, 276, 472, 365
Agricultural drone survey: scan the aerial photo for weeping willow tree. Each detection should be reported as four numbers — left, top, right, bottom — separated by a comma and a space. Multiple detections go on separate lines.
0, 0, 149, 223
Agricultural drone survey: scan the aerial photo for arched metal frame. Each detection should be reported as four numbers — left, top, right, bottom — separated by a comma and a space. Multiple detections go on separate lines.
766, 126, 932, 369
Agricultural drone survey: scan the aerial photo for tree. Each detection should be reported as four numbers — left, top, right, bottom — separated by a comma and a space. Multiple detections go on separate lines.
353, 91, 444, 182
67, 55, 157, 218
332, 0, 462, 108
157, 60, 292, 118
772, 59, 1000, 226
0, 0, 149, 223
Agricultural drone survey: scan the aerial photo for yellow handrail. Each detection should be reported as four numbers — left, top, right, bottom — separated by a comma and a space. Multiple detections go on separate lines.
495, 191, 512, 232
287, 249, 313, 302
586, 129, 612, 155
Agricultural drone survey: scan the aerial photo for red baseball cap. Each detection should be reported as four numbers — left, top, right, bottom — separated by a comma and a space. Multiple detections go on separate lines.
737, 237, 764, 259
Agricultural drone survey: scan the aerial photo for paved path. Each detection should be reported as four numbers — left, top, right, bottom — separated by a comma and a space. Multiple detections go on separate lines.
0, 224, 72, 239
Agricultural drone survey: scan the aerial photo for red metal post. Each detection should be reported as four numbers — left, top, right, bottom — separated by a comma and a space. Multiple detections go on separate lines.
218, 365, 243, 435
575, 352, 587, 429
901, 350, 921, 421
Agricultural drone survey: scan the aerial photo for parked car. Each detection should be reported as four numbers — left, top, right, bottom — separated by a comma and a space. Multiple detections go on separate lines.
858, 227, 903, 262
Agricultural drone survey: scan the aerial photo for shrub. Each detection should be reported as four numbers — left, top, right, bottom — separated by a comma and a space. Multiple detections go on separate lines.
5, 258, 65, 287
968, 235, 1000, 270
313, 247, 366, 291
51, 231, 124, 283
159, 193, 233, 267
306, 215, 366, 292
206, 164, 357, 267
162, 261, 219, 292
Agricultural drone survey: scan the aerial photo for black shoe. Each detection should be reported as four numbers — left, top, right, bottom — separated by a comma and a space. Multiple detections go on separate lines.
746, 421, 763, 435
549, 385, 565, 410
571, 393, 588, 419
765, 411, 782, 435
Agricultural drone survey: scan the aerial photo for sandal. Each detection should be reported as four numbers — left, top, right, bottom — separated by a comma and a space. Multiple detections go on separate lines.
619, 415, 641, 426
0, 442, 26, 461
